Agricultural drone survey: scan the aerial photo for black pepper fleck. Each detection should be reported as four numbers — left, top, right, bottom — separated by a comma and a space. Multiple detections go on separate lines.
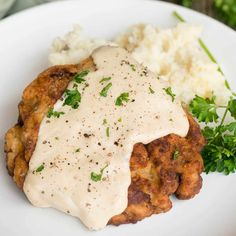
84, 133, 91, 138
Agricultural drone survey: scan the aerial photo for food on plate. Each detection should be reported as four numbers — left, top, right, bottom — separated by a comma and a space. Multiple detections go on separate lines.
172, 11, 236, 175
189, 95, 236, 175
48, 19, 236, 177
5, 46, 205, 230
49, 23, 231, 106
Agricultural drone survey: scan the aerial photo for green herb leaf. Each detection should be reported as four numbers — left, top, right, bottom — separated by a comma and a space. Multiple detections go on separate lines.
224, 122, 236, 135
189, 95, 219, 123
172, 150, 180, 160
47, 108, 65, 118
99, 77, 111, 83
118, 117, 122, 122
75, 148, 80, 153
90, 172, 102, 182
90, 164, 108, 182
36, 164, 44, 173
100, 83, 112, 97
106, 127, 110, 137
202, 126, 217, 141
163, 87, 176, 102
103, 119, 107, 125
202, 125, 236, 175
74, 70, 89, 84
130, 64, 136, 71
63, 89, 81, 109
229, 99, 236, 119
189, 95, 236, 175
149, 86, 155, 94
115, 92, 129, 106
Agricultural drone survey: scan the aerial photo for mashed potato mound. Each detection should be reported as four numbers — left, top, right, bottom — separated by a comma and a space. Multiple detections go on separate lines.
49, 23, 231, 105
49, 25, 113, 65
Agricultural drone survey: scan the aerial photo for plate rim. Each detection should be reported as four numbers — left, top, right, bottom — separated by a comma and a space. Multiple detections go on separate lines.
0, 0, 236, 235
0, 0, 235, 37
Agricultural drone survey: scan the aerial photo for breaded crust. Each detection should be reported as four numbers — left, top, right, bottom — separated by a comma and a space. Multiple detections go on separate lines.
4, 57, 205, 225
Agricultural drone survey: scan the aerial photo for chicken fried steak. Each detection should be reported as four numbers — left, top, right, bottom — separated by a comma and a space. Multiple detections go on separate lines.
4, 56, 205, 226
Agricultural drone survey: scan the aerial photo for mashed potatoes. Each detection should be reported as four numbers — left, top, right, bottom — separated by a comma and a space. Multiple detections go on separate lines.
49, 25, 113, 65
49, 23, 231, 105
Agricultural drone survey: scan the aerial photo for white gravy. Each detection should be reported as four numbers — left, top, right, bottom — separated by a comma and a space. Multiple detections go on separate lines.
23, 46, 189, 230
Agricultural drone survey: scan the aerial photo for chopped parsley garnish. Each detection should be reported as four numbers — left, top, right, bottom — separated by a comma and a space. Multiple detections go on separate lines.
75, 148, 80, 153
115, 92, 130, 106
189, 95, 236, 175
35, 164, 44, 173
63, 89, 81, 109
118, 117, 122, 122
100, 83, 112, 97
106, 127, 110, 137
149, 86, 155, 94
99, 77, 111, 83
163, 87, 176, 102
130, 64, 136, 71
74, 70, 89, 84
103, 119, 107, 125
173, 150, 180, 160
47, 108, 65, 118
102, 119, 109, 137
90, 164, 108, 182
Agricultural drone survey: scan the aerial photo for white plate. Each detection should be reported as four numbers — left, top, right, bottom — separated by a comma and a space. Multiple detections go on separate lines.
0, 0, 236, 235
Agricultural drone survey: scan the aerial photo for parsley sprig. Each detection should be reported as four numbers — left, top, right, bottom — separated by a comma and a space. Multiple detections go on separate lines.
74, 70, 89, 84
47, 108, 65, 118
90, 164, 108, 182
100, 83, 112, 97
35, 164, 44, 173
99, 77, 111, 84
189, 96, 219, 123
163, 87, 176, 102
115, 92, 130, 106
189, 95, 236, 175
172, 149, 180, 160
63, 89, 81, 109
62, 71, 89, 109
